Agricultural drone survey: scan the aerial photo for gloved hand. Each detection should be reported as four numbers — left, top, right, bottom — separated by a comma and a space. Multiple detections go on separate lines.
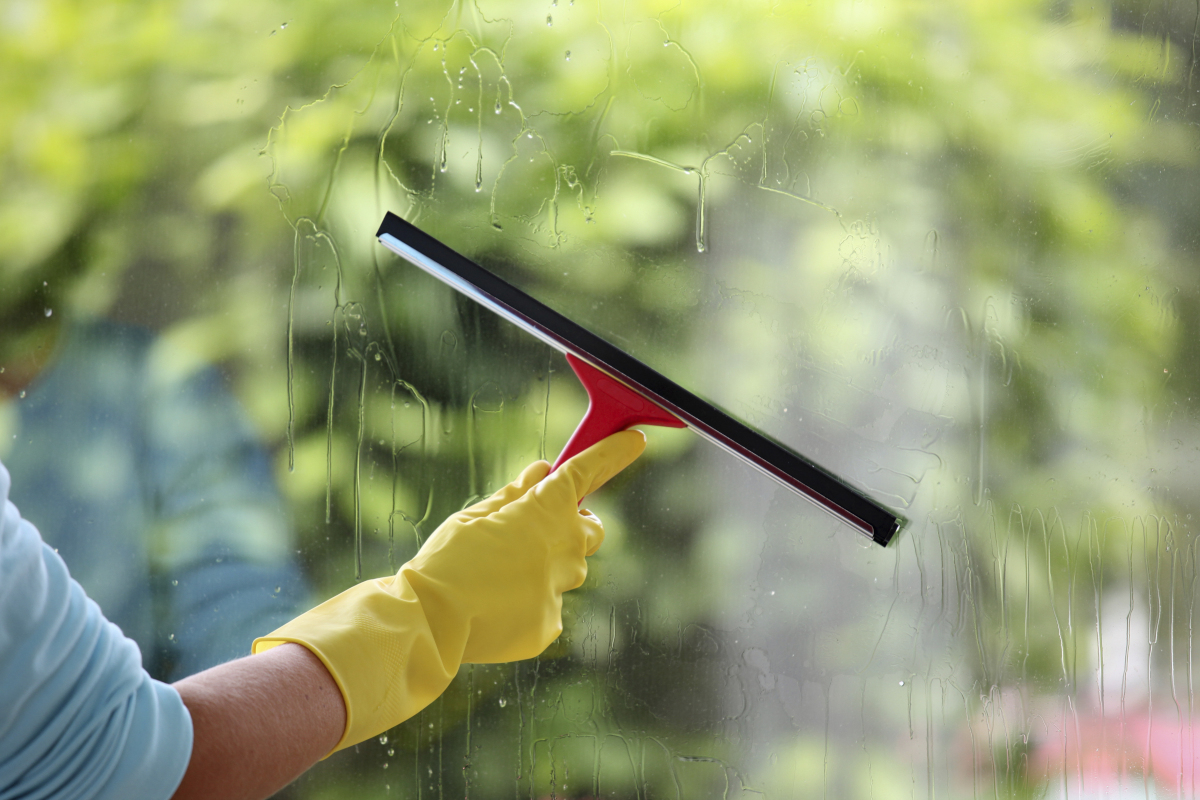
252, 430, 646, 753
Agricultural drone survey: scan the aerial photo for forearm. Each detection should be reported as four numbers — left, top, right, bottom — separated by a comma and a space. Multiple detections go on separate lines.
171, 643, 346, 800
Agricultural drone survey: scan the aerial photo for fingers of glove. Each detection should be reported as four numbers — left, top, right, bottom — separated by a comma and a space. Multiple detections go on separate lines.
579, 509, 604, 557
547, 513, 602, 591
461, 594, 565, 664
550, 549, 590, 594
536, 430, 647, 510
459, 460, 551, 520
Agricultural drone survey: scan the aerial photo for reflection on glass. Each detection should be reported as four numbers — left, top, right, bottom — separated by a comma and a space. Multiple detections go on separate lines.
4, 0, 1200, 796
0, 306, 307, 683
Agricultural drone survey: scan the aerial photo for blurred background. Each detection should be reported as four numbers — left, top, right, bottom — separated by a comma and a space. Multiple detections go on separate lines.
4, 0, 1200, 796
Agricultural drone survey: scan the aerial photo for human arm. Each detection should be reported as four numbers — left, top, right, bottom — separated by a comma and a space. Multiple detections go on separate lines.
0, 429, 642, 800
0, 455, 336, 800
170, 643, 344, 800
2, 349, 332, 800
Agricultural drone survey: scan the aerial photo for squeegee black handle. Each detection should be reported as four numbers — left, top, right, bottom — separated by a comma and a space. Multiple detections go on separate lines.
375, 211, 904, 546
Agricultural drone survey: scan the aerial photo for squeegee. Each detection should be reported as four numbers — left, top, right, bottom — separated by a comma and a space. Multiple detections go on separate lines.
376, 212, 903, 546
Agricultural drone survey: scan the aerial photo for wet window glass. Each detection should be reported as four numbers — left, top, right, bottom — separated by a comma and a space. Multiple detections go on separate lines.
3, 0, 1199, 797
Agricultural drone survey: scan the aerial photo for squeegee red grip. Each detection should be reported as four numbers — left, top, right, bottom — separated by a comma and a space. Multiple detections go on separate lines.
551, 353, 686, 472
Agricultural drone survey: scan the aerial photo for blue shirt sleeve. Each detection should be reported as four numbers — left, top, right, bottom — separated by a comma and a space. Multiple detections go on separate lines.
0, 460, 193, 800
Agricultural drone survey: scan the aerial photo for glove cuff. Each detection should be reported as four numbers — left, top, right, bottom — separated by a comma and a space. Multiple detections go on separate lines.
253, 569, 468, 753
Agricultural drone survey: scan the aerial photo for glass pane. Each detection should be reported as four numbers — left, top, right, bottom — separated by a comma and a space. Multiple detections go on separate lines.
3, 0, 1199, 797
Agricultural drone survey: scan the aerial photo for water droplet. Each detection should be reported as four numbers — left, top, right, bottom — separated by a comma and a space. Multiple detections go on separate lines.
18, 390, 25, 399
663, 40, 670, 46
379, 734, 389, 745
382, 762, 389, 769
171, 579, 179, 586
388, 748, 395, 756
564, 50, 571, 60
374, 352, 382, 361
899, 680, 905, 686
499, 698, 508, 707
280, 21, 288, 29
169, 633, 176, 642
274, 586, 282, 594
494, 100, 502, 114
546, 14, 553, 25
44, 308, 52, 317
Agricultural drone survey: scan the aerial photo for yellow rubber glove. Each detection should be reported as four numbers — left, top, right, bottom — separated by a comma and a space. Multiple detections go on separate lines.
252, 430, 646, 753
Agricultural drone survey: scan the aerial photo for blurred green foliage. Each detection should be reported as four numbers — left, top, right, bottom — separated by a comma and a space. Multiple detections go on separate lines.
6, 0, 1200, 796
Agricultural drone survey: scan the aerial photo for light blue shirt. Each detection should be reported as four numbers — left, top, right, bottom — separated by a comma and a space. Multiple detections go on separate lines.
0, 460, 193, 799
